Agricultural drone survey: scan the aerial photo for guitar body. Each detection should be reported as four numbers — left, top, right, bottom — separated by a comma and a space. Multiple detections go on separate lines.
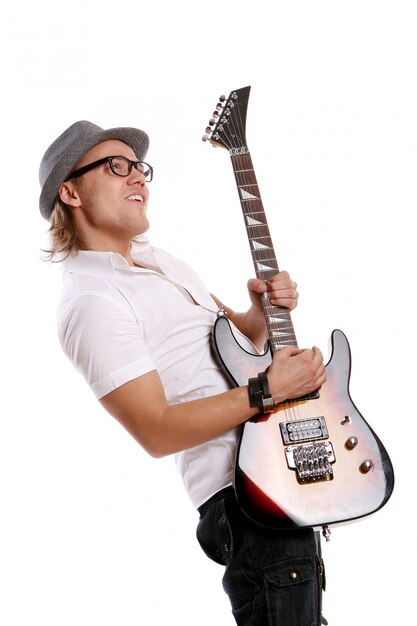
204, 86, 394, 531
213, 316, 394, 529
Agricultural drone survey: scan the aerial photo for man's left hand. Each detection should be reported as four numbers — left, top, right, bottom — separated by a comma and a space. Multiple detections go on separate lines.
247, 270, 298, 312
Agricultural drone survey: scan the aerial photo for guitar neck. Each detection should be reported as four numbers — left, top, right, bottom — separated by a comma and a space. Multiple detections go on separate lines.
231, 153, 298, 352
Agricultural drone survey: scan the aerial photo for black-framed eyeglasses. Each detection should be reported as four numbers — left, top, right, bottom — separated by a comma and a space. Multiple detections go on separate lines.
65, 156, 154, 182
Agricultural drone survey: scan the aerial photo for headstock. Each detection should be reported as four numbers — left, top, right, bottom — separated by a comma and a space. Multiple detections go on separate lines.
202, 86, 251, 154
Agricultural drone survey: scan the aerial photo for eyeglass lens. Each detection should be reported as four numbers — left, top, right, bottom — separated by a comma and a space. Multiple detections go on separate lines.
110, 157, 152, 181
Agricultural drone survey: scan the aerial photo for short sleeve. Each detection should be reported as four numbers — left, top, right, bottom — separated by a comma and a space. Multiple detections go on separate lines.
58, 294, 156, 399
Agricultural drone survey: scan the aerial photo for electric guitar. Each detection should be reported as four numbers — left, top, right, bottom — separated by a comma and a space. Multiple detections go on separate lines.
202, 86, 394, 537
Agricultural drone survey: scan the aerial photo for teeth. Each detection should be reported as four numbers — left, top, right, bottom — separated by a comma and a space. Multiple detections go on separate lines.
127, 195, 143, 201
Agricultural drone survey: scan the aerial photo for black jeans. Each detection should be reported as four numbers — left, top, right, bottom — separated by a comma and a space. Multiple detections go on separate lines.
197, 488, 325, 626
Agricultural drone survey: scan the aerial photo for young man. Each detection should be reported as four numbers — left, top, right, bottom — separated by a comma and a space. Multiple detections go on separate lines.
39, 120, 327, 625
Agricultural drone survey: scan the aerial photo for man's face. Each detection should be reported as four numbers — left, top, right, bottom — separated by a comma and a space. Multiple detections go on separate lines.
62, 139, 150, 243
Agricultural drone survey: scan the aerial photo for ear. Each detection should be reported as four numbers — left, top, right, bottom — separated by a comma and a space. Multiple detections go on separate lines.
58, 181, 82, 209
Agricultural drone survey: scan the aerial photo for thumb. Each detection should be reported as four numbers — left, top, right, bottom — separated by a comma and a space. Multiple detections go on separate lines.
275, 346, 302, 359
284, 346, 303, 357
247, 278, 267, 294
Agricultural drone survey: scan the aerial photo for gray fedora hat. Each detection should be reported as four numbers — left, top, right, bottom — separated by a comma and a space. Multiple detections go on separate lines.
39, 120, 149, 220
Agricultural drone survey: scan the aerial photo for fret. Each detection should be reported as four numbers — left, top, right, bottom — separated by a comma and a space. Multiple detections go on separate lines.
231, 153, 298, 352
252, 251, 276, 261
249, 234, 272, 241
251, 239, 272, 247
245, 215, 265, 223
245, 213, 268, 223
247, 226, 270, 232
271, 341, 297, 352
252, 250, 274, 258
249, 236, 271, 244
256, 265, 279, 272
256, 270, 279, 281
238, 180, 258, 186
267, 317, 291, 323
253, 257, 276, 264
256, 257, 278, 264
267, 317, 292, 324
247, 223, 270, 230
270, 326, 293, 331
234, 170, 257, 181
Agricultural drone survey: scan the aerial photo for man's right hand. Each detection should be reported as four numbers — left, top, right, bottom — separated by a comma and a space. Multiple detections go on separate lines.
267, 346, 327, 404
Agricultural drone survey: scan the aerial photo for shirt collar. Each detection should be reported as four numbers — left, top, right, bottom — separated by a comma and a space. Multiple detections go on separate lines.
60, 235, 157, 280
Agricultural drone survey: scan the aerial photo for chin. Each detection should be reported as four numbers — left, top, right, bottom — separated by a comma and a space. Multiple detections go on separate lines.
134, 220, 150, 237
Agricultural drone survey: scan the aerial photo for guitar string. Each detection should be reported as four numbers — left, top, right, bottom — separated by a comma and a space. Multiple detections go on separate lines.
228, 104, 301, 424
216, 98, 303, 425
217, 102, 298, 425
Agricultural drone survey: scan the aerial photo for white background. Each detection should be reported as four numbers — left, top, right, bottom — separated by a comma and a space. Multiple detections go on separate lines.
0, 1, 415, 624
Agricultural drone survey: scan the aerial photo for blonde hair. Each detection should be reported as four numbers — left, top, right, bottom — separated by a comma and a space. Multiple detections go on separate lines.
43, 199, 82, 261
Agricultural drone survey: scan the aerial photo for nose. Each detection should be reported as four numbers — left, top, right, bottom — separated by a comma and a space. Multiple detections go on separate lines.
127, 166, 146, 185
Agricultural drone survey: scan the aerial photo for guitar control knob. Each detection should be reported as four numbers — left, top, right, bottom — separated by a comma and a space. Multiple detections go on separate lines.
360, 459, 374, 473
345, 436, 358, 450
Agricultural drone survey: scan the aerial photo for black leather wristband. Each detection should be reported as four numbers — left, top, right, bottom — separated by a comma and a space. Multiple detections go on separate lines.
248, 373, 275, 413
258, 371, 275, 412
258, 371, 271, 398
248, 376, 264, 411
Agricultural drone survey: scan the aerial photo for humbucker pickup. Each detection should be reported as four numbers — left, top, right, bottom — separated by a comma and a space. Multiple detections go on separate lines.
280, 417, 329, 445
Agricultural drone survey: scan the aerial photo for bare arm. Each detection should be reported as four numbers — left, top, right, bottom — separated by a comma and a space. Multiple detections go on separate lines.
99, 344, 326, 458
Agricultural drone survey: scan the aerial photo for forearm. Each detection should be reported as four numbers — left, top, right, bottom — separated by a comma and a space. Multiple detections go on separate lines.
100, 375, 258, 458
211, 294, 267, 351
143, 345, 326, 457
149, 386, 258, 456
229, 307, 267, 352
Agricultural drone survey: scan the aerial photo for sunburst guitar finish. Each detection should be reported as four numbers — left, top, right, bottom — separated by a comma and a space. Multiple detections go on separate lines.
203, 86, 394, 532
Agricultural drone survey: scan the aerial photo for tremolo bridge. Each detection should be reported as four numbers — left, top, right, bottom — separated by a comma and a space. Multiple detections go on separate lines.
280, 417, 335, 484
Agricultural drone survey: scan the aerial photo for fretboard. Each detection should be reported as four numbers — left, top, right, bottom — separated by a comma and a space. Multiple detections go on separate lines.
231, 153, 298, 353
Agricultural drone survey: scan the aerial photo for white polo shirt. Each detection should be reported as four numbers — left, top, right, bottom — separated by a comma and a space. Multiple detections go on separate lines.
57, 237, 256, 508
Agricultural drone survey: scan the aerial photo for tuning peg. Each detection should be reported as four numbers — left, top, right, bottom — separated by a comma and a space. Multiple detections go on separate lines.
205, 127, 212, 134
202, 134, 211, 142
209, 118, 216, 126
212, 111, 219, 118
219, 94, 226, 102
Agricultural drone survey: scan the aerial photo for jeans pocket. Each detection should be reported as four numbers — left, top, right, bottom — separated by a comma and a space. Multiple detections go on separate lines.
196, 496, 234, 566
263, 556, 321, 626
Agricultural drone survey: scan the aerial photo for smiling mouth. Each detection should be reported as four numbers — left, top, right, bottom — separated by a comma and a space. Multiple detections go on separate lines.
126, 194, 145, 203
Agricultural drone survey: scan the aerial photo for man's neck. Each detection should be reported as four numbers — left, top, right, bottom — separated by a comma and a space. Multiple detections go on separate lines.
80, 239, 135, 266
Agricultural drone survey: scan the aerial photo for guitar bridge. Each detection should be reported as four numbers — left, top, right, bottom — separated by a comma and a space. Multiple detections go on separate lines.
281, 417, 334, 483
286, 442, 335, 483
